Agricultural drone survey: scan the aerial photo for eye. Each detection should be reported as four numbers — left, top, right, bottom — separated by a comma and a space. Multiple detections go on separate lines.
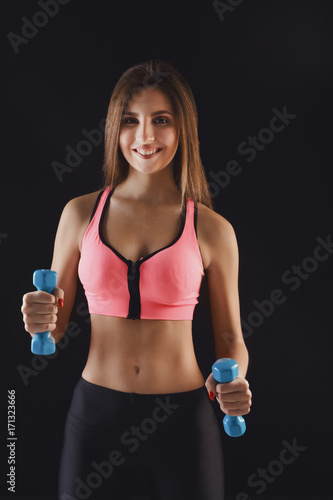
122, 118, 136, 124
155, 117, 168, 124
121, 116, 169, 125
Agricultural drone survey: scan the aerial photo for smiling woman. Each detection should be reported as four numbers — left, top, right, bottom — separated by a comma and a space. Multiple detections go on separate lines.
102, 59, 214, 212
21, 59, 251, 500
119, 89, 179, 170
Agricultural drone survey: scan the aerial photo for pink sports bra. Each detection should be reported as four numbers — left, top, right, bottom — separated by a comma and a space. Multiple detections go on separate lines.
78, 185, 205, 320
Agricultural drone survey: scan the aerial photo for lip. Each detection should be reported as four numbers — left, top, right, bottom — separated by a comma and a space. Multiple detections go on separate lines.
133, 148, 162, 159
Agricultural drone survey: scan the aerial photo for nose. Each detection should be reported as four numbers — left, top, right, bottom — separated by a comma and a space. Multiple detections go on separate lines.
135, 119, 155, 144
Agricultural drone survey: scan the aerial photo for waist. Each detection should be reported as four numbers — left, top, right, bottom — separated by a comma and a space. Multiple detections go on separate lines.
82, 314, 205, 394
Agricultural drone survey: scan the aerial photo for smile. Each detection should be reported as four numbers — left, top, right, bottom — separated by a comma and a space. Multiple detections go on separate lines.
134, 148, 162, 158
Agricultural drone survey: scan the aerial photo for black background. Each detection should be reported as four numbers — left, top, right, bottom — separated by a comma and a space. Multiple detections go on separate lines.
1, 0, 332, 499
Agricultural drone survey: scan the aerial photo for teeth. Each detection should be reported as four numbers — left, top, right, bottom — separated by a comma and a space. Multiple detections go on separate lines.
136, 148, 159, 156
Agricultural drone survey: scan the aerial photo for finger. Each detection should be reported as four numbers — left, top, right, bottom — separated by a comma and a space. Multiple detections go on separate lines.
24, 291, 56, 304
205, 373, 218, 398
28, 303, 58, 314
22, 313, 58, 332
220, 406, 251, 417
218, 400, 248, 410
24, 322, 57, 335
217, 397, 252, 415
52, 287, 65, 307
29, 313, 58, 325
216, 378, 249, 395
216, 390, 252, 403
219, 398, 252, 413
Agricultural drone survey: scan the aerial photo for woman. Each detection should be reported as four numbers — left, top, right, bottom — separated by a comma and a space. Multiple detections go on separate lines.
21, 59, 252, 500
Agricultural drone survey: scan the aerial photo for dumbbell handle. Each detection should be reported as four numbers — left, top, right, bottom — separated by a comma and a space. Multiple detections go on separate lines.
31, 269, 57, 355
212, 358, 246, 438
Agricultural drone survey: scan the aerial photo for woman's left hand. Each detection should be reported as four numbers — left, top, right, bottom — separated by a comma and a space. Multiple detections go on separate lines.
205, 372, 252, 416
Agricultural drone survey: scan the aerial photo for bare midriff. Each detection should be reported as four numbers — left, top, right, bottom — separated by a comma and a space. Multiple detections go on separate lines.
81, 314, 205, 394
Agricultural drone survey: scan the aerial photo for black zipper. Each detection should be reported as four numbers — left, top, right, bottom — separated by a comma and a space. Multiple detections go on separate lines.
127, 260, 141, 319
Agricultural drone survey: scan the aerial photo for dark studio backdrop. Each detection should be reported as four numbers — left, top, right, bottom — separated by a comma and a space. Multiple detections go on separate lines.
1, 1, 332, 499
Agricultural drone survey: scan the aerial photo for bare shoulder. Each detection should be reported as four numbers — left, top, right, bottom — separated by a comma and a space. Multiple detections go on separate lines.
64, 189, 102, 218
60, 189, 104, 250
196, 202, 238, 271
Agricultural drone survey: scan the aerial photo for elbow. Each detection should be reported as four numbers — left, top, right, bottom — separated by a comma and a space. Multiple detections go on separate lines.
51, 327, 67, 344
215, 331, 248, 355
215, 336, 249, 373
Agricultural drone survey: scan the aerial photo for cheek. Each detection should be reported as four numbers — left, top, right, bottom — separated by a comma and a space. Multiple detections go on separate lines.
159, 129, 178, 148
119, 130, 132, 150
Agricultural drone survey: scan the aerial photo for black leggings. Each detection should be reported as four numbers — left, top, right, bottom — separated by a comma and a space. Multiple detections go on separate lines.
58, 377, 225, 499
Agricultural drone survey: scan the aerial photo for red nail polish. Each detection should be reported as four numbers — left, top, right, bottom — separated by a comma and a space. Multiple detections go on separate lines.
209, 391, 215, 401
58, 298, 64, 308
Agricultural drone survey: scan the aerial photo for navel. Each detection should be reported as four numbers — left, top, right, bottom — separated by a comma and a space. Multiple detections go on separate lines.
134, 365, 140, 375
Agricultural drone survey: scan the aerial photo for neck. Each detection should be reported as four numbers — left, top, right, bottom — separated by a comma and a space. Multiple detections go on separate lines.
117, 162, 180, 205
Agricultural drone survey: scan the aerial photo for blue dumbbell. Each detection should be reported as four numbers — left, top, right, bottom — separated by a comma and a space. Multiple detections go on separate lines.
31, 269, 57, 355
212, 358, 246, 437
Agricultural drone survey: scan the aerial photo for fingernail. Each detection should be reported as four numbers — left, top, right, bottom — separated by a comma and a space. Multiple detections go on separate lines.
209, 391, 215, 401
58, 298, 64, 308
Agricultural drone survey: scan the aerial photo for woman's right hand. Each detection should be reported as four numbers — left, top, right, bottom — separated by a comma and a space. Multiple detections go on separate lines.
21, 287, 64, 338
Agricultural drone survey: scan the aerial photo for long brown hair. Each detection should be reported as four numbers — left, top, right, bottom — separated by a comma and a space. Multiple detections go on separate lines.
103, 59, 214, 211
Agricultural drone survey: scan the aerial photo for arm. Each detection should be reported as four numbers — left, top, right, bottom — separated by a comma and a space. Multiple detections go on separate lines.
206, 217, 248, 377
49, 197, 86, 343
22, 191, 99, 343
204, 213, 252, 416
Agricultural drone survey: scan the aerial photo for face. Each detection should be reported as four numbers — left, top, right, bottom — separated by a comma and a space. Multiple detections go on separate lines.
119, 88, 179, 174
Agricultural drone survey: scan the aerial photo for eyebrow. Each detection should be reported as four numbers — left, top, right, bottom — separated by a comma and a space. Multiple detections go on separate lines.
122, 110, 173, 117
